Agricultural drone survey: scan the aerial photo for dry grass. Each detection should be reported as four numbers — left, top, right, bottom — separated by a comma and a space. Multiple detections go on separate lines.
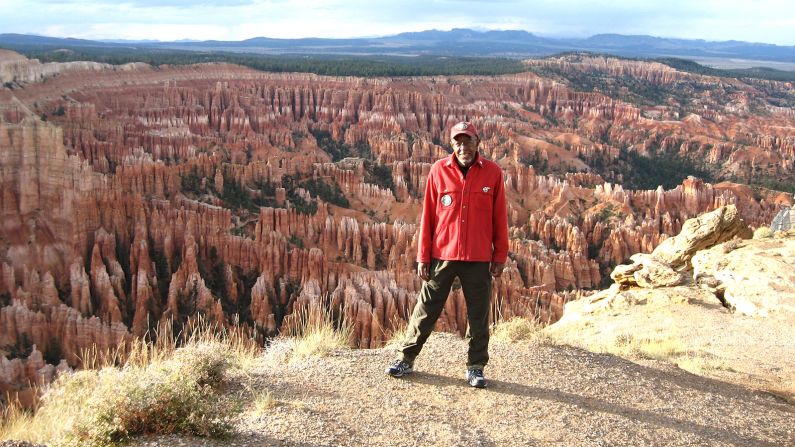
592, 333, 739, 377
761, 385, 795, 406
753, 226, 773, 239
677, 354, 735, 375
78, 316, 260, 372
251, 390, 278, 417
287, 306, 353, 363
591, 333, 687, 361
0, 317, 261, 447
384, 316, 409, 348
491, 317, 553, 345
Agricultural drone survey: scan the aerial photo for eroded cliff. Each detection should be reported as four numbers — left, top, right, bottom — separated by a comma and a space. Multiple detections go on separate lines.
1, 51, 792, 396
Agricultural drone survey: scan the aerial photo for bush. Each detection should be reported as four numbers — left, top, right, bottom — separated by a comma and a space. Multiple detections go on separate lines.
614, 148, 714, 190
384, 318, 409, 348
60, 342, 231, 446
288, 235, 305, 249
364, 161, 394, 193
180, 169, 204, 195
301, 178, 350, 208
251, 390, 278, 417
309, 129, 352, 162
220, 178, 256, 212
753, 226, 773, 239
288, 191, 318, 215
0, 319, 261, 446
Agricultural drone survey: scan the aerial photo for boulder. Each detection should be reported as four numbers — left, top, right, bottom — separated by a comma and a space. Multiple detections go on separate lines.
631, 255, 686, 288
651, 205, 751, 269
610, 205, 749, 289
692, 236, 795, 317
611, 254, 684, 288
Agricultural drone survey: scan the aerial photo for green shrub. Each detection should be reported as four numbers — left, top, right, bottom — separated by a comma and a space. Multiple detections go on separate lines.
180, 169, 204, 195
1, 320, 261, 446
364, 161, 394, 193
60, 342, 232, 446
614, 148, 714, 190
753, 226, 773, 239
220, 178, 256, 212
301, 178, 350, 208
309, 129, 352, 161
288, 191, 318, 215
288, 235, 305, 249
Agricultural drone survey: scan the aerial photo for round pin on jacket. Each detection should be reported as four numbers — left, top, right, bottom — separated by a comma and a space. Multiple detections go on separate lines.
441, 194, 452, 206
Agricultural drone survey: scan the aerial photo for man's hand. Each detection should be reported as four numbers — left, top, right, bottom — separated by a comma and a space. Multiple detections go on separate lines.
417, 262, 430, 281
490, 262, 505, 278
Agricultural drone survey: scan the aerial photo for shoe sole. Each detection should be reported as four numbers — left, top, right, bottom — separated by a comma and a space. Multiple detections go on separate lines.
466, 373, 487, 388
386, 368, 413, 378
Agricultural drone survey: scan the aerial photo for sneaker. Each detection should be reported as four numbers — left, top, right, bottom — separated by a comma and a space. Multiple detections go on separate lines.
385, 360, 413, 378
466, 369, 487, 388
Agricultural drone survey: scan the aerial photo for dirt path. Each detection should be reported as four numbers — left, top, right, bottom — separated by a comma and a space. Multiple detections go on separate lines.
129, 333, 794, 446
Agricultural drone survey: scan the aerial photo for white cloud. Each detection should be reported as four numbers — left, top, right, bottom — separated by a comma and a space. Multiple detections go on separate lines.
85, 23, 232, 41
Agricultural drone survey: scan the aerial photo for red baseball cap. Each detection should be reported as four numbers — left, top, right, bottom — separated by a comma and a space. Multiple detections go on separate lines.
450, 121, 479, 140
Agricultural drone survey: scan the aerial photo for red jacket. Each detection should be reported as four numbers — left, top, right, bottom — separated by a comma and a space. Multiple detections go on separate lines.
417, 153, 509, 264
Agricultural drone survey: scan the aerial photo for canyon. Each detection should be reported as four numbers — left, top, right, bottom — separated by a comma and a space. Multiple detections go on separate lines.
0, 51, 793, 401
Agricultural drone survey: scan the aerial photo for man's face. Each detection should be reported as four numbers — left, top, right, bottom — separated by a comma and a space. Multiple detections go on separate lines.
451, 134, 479, 167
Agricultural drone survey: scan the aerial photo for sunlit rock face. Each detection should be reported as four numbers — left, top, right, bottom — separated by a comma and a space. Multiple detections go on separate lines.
0, 50, 792, 392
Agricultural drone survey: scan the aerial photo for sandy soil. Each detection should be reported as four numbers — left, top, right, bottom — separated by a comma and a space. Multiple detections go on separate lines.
130, 333, 794, 447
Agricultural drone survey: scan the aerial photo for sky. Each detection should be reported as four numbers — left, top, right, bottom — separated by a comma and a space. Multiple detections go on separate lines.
1, 0, 794, 45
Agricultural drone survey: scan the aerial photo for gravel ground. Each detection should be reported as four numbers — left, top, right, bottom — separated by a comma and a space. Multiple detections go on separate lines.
128, 333, 795, 447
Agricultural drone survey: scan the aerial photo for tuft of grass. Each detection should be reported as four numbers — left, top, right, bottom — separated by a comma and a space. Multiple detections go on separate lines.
592, 333, 687, 361
753, 226, 773, 239
677, 354, 735, 375
1, 317, 262, 446
1, 401, 37, 443
251, 390, 278, 417
589, 334, 743, 380
384, 317, 409, 348
491, 317, 552, 345
287, 306, 353, 363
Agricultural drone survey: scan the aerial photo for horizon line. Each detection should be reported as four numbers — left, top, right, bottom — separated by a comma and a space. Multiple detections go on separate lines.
2, 28, 793, 48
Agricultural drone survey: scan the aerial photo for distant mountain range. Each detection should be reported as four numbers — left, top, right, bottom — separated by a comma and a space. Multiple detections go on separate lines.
1, 28, 794, 63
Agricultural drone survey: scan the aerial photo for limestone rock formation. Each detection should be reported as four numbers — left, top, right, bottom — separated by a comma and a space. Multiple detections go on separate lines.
0, 49, 145, 84
610, 205, 752, 288
651, 205, 752, 269
692, 233, 795, 317
549, 236, 795, 395
611, 254, 685, 288
1, 50, 794, 396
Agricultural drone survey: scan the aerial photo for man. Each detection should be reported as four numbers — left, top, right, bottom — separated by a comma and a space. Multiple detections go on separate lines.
386, 121, 509, 388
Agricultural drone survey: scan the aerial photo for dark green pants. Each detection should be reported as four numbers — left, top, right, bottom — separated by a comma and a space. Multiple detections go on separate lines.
399, 259, 492, 370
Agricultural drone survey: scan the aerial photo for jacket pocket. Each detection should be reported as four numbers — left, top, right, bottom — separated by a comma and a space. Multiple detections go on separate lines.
437, 190, 459, 215
473, 190, 493, 212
